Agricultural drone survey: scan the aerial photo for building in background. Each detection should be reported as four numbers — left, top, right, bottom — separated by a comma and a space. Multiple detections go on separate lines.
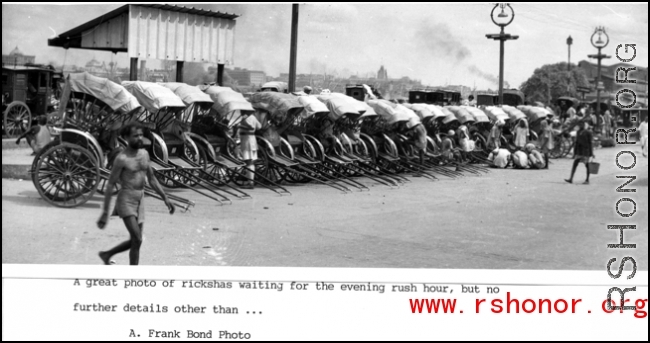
577, 60, 648, 105
226, 67, 266, 87
2, 46, 36, 66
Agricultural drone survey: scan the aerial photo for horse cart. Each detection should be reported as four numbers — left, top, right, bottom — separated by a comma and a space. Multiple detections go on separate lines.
3, 65, 61, 137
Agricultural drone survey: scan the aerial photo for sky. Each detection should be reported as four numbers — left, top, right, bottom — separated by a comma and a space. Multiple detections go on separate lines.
2, 2, 648, 90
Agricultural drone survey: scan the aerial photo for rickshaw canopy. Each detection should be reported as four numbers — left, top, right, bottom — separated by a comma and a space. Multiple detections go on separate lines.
297, 95, 330, 119
403, 103, 434, 119
159, 82, 213, 106
517, 105, 547, 123
66, 72, 141, 114
359, 101, 377, 118
427, 105, 447, 119
367, 99, 398, 121
502, 105, 526, 121
440, 107, 458, 124
249, 92, 304, 123
392, 104, 418, 125
316, 94, 359, 121
447, 106, 474, 124
199, 85, 255, 124
484, 106, 509, 122
329, 92, 369, 115
122, 81, 185, 113
462, 106, 490, 123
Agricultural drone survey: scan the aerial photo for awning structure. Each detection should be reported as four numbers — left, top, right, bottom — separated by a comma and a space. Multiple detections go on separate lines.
48, 4, 238, 65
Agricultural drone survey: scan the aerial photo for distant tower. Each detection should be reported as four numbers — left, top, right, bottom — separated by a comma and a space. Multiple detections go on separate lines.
377, 65, 388, 80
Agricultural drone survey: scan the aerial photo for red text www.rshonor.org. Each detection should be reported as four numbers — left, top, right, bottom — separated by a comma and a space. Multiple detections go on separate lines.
409, 292, 648, 317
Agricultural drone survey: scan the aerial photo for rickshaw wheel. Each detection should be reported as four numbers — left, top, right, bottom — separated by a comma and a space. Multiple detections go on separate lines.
4, 101, 32, 138
179, 138, 203, 187
199, 146, 228, 186
549, 136, 563, 159
284, 139, 314, 184
560, 136, 573, 158
32, 142, 100, 208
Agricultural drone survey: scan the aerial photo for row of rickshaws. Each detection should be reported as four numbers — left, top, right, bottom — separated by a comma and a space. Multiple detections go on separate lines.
28, 73, 561, 209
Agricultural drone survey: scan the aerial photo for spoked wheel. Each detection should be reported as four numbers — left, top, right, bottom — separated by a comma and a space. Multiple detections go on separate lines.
200, 147, 229, 186
4, 102, 31, 137
155, 169, 183, 189
284, 139, 316, 184
32, 143, 100, 208
382, 137, 404, 173
549, 136, 564, 159
178, 138, 203, 187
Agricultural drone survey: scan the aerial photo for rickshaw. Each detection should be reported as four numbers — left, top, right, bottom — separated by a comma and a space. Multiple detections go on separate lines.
122, 81, 231, 205
29, 72, 194, 210
462, 106, 491, 154
249, 91, 352, 193
192, 84, 291, 196
160, 82, 260, 200
313, 93, 401, 188
362, 99, 433, 178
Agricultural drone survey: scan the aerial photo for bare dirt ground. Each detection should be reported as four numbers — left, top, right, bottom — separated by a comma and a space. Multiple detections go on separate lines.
2, 145, 647, 270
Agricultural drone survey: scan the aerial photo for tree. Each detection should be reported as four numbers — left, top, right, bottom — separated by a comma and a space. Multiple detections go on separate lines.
519, 62, 590, 104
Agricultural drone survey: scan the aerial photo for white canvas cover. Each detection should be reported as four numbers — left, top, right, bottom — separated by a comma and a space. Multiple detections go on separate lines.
426, 105, 447, 119
297, 95, 330, 119
484, 106, 510, 122
462, 106, 490, 123
391, 104, 417, 125
199, 85, 255, 115
502, 105, 527, 121
160, 83, 213, 105
367, 99, 398, 121
66, 72, 140, 113
121, 81, 185, 113
404, 103, 434, 119
316, 94, 359, 121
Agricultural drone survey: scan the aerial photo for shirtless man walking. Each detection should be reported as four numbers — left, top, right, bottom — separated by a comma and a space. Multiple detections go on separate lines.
97, 123, 175, 265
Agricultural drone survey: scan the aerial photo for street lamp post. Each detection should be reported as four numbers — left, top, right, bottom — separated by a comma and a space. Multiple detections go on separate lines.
587, 26, 611, 116
486, 3, 519, 106
567, 36, 573, 71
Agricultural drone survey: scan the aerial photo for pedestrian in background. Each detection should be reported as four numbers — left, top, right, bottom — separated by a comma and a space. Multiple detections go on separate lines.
565, 120, 595, 185
538, 120, 553, 169
514, 118, 529, 150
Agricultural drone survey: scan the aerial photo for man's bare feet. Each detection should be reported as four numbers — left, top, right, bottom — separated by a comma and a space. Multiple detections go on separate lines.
99, 251, 115, 265
564, 179, 573, 184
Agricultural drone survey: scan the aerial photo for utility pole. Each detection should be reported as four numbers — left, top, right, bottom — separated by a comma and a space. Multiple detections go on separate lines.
588, 27, 610, 116
288, 4, 299, 93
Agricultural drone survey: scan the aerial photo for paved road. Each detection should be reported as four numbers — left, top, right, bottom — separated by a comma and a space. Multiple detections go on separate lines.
2, 146, 647, 269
